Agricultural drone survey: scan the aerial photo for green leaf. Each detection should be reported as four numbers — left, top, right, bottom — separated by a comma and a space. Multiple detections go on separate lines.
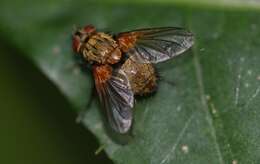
1, 1, 260, 164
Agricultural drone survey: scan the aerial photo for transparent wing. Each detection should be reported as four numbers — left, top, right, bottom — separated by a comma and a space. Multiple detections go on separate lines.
93, 66, 134, 133
117, 27, 194, 63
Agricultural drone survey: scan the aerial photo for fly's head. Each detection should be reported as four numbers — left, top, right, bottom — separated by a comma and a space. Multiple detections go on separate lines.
72, 24, 96, 54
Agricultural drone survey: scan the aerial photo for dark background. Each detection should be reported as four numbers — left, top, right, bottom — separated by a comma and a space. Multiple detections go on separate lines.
0, 43, 112, 163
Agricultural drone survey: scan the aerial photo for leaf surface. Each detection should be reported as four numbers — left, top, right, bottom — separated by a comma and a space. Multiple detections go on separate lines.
0, 1, 260, 163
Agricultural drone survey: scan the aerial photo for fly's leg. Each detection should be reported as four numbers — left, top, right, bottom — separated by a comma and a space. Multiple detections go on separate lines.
157, 74, 176, 87
76, 87, 95, 123
160, 78, 176, 87
153, 66, 176, 87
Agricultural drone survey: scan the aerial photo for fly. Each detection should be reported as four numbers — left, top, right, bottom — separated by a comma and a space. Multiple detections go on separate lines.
72, 25, 194, 134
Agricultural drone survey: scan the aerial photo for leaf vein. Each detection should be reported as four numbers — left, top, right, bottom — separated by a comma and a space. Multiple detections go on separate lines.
159, 113, 194, 164
192, 45, 225, 164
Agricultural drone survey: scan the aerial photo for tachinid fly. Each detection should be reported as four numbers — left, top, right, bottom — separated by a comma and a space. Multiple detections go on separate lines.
72, 25, 194, 134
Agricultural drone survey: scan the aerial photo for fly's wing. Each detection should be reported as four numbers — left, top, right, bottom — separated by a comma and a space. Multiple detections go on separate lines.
93, 66, 134, 134
117, 27, 194, 63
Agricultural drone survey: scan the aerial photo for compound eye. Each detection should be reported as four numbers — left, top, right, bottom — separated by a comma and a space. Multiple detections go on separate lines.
83, 25, 96, 34
72, 36, 81, 53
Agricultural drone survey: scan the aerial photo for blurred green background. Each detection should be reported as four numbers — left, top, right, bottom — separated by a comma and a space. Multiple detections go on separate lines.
0, 40, 112, 163
1, 0, 260, 164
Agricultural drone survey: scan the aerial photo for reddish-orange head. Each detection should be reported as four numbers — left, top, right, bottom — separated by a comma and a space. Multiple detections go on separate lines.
72, 24, 96, 53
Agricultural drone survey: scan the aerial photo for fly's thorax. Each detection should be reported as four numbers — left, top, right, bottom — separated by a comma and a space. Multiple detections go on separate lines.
81, 32, 122, 65
121, 58, 157, 95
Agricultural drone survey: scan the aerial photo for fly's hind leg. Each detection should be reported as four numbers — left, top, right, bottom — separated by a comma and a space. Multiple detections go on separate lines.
160, 78, 176, 87
157, 73, 176, 87
76, 87, 95, 123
